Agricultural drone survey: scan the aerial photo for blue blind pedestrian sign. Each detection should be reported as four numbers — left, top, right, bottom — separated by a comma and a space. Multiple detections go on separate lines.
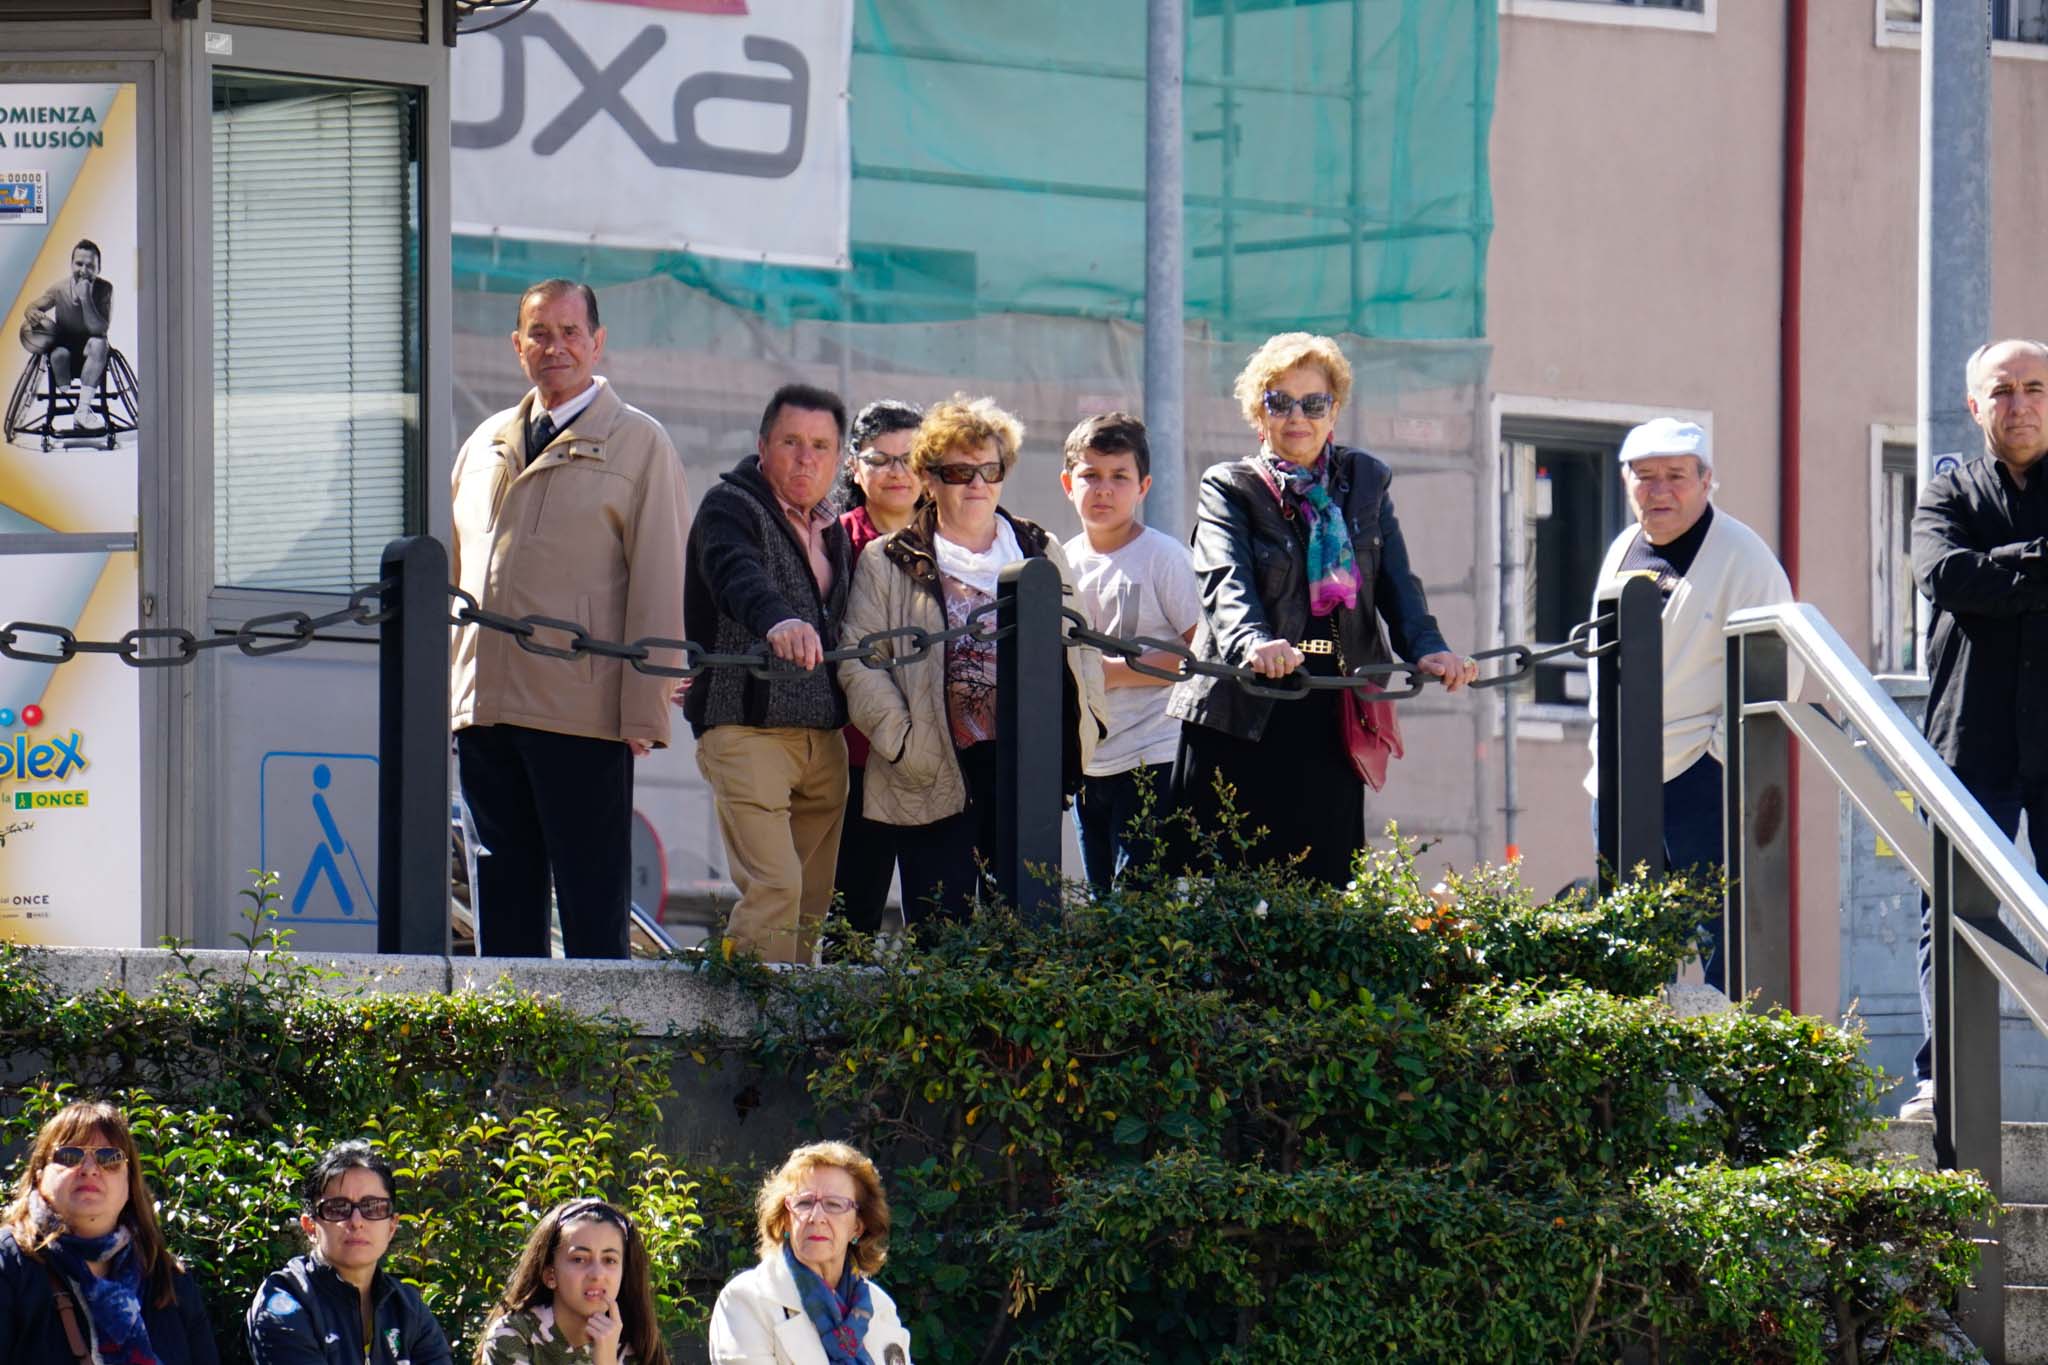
259, 750, 377, 924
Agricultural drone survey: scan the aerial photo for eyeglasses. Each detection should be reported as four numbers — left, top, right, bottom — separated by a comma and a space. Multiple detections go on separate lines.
49, 1146, 125, 1171
1261, 391, 1335, 420
311, 1196, 395, 1223
786, 1194, 859, 1219
933, 461, 1007, 486
858, 452, 912, 471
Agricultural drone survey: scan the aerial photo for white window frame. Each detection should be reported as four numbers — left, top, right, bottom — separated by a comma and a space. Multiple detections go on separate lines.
1489, 394, 1716, 731
1875, 0, 2048, 61
1499, 0, 1715, 35
1868, 421, 1919, 676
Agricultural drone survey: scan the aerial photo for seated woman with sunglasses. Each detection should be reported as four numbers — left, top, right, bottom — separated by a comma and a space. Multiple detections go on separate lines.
1166, 332, 1477, 884
0, 1099, 219, 1364
837, 394, 1106, 923
707, 1141, 912, 1365
831, 399, 925, 944
246, 1141, 451, 1365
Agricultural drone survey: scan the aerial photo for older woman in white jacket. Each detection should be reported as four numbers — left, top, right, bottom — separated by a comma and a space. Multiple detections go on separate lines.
836, 395, 1107, 925
707, 1142, 913, 1365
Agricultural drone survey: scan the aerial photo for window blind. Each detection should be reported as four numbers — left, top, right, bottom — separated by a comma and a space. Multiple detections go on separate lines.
212, 79, 420, 593
0, 2, 152, 18
210, 0, 428, 43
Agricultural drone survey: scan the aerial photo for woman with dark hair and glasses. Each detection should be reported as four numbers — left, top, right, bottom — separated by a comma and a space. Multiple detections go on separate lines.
1166, 332, 1477, 884
246, 1140, 451, 1365
477, 1198, 668, 1365
0, 1099, 219, 1363
707, 1141, 911, 1364
831, 399, 924, 942
837, 395, 1106, 923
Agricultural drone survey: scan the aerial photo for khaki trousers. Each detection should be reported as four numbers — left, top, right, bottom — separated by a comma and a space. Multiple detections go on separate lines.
696, 725, 849, 964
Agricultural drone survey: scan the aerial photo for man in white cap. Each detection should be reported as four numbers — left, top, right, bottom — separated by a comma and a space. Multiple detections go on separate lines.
1584, 417, 1794, 991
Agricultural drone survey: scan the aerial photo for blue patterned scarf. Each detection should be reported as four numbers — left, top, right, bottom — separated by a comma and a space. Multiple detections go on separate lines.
31, 1192, 160, 1365
783, 1240, 874, 1365
1260, 446, 1359, 616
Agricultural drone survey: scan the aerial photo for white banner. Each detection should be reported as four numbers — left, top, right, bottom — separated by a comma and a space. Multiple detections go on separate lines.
452, 0, 852, 269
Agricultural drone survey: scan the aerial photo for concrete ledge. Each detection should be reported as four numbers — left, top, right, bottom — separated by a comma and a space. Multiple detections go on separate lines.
20, 946, 762, 1040
1664, 982, 1732, 1018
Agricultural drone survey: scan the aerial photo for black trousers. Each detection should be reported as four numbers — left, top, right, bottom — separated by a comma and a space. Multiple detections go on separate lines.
895, 741, 999, 926
455, 723, 634, 959
833, 764, 905, 936
1170, 691, 1366, 887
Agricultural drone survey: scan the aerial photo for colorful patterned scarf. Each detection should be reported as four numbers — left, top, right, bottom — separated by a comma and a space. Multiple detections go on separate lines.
783, 1241, 875, 1365
1260, 446, 1359, 616
31, 1192, 160, 1365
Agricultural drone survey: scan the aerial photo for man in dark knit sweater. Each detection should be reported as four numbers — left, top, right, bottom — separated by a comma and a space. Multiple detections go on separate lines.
684, 384, 855, 963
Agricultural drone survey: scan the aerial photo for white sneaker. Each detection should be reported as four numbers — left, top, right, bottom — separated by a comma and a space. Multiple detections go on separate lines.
1897, 1078, 1936, 1122
68, 407, 104, 434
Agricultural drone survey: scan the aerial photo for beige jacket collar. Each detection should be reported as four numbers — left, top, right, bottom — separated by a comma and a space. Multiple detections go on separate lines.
493, 377, 626, 472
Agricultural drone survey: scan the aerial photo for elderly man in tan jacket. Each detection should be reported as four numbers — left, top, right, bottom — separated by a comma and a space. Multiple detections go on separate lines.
449, 278, 689, 958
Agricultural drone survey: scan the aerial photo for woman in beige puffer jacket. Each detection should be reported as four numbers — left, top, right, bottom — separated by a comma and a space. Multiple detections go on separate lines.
837, 396, 1106, 925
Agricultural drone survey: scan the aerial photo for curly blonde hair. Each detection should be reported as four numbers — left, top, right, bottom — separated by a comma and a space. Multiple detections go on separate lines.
1232, 332, 1355, 432
910, 394, 1025, 477
753, 1141, 892, 1277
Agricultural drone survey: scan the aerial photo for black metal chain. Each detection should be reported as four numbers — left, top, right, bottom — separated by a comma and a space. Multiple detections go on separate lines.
1, 579, 1612, 706
0, 581, 394, 667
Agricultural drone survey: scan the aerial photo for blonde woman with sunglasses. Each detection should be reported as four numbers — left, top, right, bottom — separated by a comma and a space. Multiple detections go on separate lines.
0, 1099, 219, 1364
1166, 333, 1477, 883
836, 395, 1107, 926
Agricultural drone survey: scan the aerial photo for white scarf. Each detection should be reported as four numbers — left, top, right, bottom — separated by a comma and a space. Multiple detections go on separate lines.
933, 516, 1025, 597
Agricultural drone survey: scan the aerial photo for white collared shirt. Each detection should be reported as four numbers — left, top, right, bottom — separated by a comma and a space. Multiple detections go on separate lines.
538, 377, 602, 430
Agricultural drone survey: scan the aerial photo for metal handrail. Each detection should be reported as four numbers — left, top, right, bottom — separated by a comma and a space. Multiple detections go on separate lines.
1724, 599, 2041, 1362
1725, 602, 2048, 938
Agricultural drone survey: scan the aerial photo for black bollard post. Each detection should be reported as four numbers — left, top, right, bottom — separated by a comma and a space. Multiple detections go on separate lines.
996, 557, 1063, 924
378, 535, 451, 955
1595, 575, 1665, 891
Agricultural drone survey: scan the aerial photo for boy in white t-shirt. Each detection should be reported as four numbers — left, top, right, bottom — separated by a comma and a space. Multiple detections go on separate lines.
1059, 413, 1202, 892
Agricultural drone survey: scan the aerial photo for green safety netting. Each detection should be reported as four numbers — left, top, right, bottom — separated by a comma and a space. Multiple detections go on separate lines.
451, 0, 1495, 341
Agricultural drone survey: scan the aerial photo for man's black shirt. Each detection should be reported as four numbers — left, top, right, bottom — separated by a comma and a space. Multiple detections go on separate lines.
1618, 503, 1714, 599
1912, 453, 2048, 783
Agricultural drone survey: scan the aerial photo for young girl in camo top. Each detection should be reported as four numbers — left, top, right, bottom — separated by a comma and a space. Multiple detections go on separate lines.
476, 1199, 669, 1365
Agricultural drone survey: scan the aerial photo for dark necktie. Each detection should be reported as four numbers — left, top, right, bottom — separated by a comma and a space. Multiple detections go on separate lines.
526, 412, 557, 463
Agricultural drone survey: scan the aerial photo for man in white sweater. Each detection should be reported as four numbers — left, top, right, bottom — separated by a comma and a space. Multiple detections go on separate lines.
1583, 417, 1795, 991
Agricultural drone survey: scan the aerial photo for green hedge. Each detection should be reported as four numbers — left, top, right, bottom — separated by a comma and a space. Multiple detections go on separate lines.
0, 846, 1997, 1364
681, 839, 1990, 1363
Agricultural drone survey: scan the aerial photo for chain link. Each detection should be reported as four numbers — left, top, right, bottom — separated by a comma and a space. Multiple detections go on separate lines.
0, 578, 396, 668
3, 575, 1617, 709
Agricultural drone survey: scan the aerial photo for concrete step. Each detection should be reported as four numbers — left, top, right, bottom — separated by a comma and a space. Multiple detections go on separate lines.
1885, 1120, 2048, 1205
2008, 1285, 2048, 1363
1885, 1123, 2048, 1361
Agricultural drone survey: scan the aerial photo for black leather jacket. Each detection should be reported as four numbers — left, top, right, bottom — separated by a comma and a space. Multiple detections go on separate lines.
1167, 445, 1450, 741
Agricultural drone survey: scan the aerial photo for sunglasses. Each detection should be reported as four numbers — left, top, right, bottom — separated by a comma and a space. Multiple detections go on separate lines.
786, 1194, 859, 1218
1261, 391, 1335, 420
858, 452, 912, 471
933, 461, 1007, 486
311, 1196, 395, 1223
49, 1146, 126, 1171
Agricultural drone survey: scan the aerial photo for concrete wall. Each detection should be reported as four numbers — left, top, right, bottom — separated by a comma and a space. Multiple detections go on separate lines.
1488, 3, 2048, 1019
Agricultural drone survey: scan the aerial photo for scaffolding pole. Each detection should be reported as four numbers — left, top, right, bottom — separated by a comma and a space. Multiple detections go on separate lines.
1145, 0, 1187, 533
1915, 0, 1991, 653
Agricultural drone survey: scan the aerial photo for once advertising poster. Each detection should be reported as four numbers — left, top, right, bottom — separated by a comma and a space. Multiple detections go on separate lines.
0, 82, 143, 946
451, 0, 853, 267
0, 552, 143, 946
